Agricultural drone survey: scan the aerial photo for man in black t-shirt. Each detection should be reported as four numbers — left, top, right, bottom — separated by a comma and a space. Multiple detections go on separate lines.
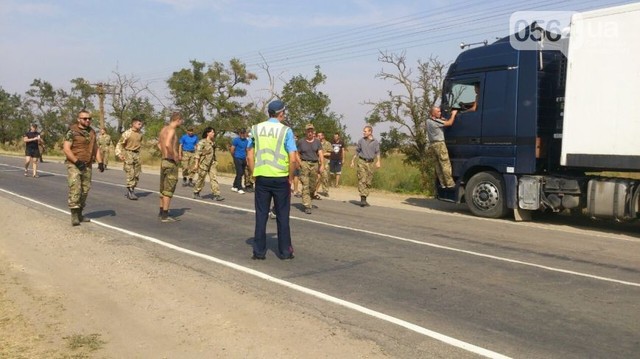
23, 123, 42, 177
329, 132, 346, 187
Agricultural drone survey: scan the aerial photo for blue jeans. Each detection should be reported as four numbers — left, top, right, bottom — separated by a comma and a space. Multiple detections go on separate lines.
253, 176, 293, 258
233, 157, 246, 189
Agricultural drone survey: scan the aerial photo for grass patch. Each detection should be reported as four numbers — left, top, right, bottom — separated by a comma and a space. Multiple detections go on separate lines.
63, 333, 105, 352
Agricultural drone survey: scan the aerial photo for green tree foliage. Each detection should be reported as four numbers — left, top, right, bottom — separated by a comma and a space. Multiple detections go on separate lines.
280, 66, 349, 142
0, 87, 29, 144
167, 59, 258, 135
379, 127, 409, 157
25, 79, 72, 148
366, 52, 448, 194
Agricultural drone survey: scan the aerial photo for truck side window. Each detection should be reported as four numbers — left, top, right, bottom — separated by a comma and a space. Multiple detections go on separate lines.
447, 82, 480, 112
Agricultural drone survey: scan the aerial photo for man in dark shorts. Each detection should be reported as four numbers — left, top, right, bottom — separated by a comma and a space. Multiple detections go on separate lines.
23, 123, 42, 177
329, 132, 346, 187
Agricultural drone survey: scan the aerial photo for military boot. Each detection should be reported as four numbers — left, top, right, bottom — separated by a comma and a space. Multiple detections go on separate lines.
71, 208, 81, 226
126, 187, 138, 200
360, 196, 370, 207
78, 208, 91, 222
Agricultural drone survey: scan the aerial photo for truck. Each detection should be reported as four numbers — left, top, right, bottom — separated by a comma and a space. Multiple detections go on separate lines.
437, 3, 640, 221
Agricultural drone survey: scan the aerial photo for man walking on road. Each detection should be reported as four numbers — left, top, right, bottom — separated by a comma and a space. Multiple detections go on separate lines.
115, 117, 144, 200
297, 124, 323, 214
329, 132, 346, 188
62, 109, 104, 226
179, 127, 199, 187
230, 128, 249, 194
350, 125, 381, 207
157, 112, 183, 222
247, 100, 298, 260
315, 131, 332, 197
97, 127, 112, 170
192, 127, 225, 201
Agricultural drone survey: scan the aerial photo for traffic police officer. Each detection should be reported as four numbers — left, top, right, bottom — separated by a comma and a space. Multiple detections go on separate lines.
247, 100, 298, 260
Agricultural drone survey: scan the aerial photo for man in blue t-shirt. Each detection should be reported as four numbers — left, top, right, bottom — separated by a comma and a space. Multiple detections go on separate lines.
230, 128, 249, 194
179, 128, 199, 186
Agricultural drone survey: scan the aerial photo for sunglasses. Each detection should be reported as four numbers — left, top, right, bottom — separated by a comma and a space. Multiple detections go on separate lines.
79, 117, 92, 120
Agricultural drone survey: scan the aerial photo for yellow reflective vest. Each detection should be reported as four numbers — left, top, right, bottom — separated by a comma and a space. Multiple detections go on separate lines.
251, 121, 291, 177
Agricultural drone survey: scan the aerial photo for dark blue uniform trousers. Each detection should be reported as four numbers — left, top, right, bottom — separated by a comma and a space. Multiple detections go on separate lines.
253, 176, 293, 257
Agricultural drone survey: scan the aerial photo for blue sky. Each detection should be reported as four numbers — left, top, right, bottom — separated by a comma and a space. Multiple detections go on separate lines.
0, 0, 633, 139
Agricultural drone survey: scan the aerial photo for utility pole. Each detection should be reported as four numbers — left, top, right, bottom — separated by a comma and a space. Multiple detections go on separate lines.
90, 82, 115, 130
97, 83, 106, 130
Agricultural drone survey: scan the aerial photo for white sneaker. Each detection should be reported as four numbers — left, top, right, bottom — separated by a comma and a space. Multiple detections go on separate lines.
237, 189, 245, 194
231, 187, 238, 192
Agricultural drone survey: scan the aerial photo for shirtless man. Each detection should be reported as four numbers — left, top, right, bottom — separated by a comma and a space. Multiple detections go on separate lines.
157, 112, 184, 222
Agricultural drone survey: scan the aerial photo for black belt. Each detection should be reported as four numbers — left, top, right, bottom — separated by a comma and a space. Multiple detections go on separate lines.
127, 149, 140, 153
163, 158, 176, 163
184, 150, 195, 153
359, 157, 374, 162
302, 160, 318, 163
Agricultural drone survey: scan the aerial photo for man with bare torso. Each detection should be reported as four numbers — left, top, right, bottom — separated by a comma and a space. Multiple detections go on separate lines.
157, 112, 183, 222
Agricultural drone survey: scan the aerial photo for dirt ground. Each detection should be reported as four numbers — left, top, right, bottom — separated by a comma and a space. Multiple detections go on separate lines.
0, 174, 443, 358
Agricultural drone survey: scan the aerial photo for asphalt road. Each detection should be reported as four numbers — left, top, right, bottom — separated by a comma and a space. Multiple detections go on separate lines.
1, 155, 639, 358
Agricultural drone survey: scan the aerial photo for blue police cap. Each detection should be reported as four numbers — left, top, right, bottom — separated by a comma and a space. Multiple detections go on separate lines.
268, 100, 286, 114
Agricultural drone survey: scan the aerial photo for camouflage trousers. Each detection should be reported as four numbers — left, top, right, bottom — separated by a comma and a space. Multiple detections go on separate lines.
181, 151, 196, 180
429, 141, 454, 188
98, 146, 109, 167
299, 160, 319, 208
67, 163, 92, 209
317, 160, 330, 193
194, 162, 221, 196
123, 150, 141, 188
160, 159, 178, 198
244, 164, 254, 188
357, 158, 375, 197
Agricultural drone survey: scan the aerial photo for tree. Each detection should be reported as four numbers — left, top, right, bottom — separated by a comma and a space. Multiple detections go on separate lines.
0, 87, 28, 145
366, 52, 448, 194
109, 71, 152, 133
280, 66, 348, 142
167, 58, 258, 135
24, 79, 73, 148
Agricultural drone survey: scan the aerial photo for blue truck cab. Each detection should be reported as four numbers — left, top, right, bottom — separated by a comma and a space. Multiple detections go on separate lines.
438, 36, 567, 218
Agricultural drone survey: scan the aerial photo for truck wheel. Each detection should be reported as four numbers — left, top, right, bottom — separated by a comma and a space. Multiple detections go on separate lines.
466, 172, 508, 218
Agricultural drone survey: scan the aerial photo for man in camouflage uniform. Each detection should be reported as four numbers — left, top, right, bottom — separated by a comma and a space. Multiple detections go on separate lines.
192, 127, 225, 201
427, 107, 458, 189
350, 125, 381, 207
97, 128, 112, 169
315, 131, 332, 197
296, 123, 324, 214
62, 109, 104, 226
115, 117, 144, 200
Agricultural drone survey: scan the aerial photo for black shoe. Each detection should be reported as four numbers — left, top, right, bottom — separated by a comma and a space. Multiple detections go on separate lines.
251, 254, 266, 260
182, 178, 188, 187
279, 254, 295, 260
193, 192, 200, 199
214, 194, 225, 201
304, 207, 312, 214
188, 179, 194, 187
126, 188, 138, 200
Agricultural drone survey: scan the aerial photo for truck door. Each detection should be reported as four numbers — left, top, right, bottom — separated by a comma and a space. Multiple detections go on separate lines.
443, 75, 484, 176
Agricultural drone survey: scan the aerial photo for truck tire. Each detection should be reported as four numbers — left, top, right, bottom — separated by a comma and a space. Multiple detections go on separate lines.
466, 171, 508, 218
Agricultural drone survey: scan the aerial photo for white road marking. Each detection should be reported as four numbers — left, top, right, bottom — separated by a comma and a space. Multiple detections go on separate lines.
2, 161, 639, 288
0, 187, 510, 359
